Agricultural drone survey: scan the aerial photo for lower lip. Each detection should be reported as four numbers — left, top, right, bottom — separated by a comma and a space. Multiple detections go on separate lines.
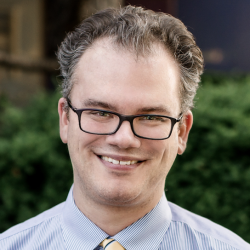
98, 156, 141, 171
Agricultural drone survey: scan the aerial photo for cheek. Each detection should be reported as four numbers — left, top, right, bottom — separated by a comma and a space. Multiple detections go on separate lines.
155, 135, 179, 173
67, 122, 90, 166
67, 123, 105, 168
67, 123, 80, 152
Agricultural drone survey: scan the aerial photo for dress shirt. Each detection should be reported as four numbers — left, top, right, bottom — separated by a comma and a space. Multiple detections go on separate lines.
0, 185, 249, 250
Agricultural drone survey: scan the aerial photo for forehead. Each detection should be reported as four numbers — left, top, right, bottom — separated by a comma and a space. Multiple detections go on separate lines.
71, 38, 181, 115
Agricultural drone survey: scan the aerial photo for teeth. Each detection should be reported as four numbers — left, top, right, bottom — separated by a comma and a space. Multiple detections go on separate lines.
113, 159, 119, 164
101, 156, 138, 165
120, 161, 129, 165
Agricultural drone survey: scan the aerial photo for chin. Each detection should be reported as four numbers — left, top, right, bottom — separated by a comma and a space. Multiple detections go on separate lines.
97, 187, 142, 207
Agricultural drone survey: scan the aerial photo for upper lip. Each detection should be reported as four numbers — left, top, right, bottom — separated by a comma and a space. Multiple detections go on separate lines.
96, 153, 145, 162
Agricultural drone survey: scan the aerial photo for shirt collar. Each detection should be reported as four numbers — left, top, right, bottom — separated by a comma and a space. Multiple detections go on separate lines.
61, 186, 172, 250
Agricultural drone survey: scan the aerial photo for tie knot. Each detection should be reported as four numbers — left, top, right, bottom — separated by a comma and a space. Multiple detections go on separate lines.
100, 238, 125, 250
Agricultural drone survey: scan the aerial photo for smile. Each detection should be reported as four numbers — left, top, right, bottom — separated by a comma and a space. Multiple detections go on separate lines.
101, 156, 138, 165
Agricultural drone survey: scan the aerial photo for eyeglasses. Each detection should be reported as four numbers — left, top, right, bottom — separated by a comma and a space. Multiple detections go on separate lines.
67, 99, 182, 140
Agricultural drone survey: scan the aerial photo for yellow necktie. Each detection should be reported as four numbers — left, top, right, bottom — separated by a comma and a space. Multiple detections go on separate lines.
100, 238, 125, 250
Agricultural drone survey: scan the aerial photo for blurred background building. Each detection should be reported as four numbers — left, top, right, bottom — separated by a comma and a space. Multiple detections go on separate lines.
0, 0, 250, 105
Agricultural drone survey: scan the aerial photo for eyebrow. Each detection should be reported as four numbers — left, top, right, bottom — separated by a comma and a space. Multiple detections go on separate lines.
137, 106, 172, 115
82, 98, 172, 115
83, 99, 118, 111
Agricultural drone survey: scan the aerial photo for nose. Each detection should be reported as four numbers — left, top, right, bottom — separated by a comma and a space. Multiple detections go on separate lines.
106, 121, 141, 149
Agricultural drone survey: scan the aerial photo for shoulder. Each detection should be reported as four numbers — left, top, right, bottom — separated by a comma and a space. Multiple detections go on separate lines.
166, 202, 250, 250
0, 202, 65, 249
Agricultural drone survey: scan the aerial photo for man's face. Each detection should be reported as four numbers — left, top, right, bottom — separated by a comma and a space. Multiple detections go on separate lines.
58, 39, 192, 209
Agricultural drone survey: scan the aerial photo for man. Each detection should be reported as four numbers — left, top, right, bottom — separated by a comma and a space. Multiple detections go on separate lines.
0, 5, 249, 250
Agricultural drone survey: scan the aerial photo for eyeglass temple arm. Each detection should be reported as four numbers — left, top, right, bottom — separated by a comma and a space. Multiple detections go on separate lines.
66, 98, 76, 111
177, 113, 183, 121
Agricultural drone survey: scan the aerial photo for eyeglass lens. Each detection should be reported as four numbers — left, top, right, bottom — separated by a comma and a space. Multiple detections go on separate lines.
79, 110, 172, 139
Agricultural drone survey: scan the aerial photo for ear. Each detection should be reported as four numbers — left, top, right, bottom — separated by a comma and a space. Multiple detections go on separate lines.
177, 110, 193, 155
58, 97, 69, 144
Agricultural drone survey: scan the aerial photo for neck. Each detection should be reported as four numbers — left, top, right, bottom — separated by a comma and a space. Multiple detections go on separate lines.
73, 186, 163, 236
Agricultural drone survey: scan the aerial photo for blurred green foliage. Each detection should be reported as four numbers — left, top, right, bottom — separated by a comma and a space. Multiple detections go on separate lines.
0, 92, 72, 231
0, 73, 250, 243
167, 73, 250, 243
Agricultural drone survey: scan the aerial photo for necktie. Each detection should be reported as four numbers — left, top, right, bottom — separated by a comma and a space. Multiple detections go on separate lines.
100, 238, 125, 250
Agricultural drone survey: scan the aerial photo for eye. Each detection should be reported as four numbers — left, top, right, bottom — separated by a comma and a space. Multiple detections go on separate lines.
88, 110, 115, 120
144, 115, 163, 121
97, 111, 109, 117
90, 111, 110, 116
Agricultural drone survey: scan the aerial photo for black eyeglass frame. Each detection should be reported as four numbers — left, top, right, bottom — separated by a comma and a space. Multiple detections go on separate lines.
67, 99, 183, 140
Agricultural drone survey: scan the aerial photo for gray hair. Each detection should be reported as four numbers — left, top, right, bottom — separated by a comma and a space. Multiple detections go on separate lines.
57, 5, 204, 113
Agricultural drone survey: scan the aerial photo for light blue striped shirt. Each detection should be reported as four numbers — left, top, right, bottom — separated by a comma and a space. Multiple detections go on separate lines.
0, 186, 249, 250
